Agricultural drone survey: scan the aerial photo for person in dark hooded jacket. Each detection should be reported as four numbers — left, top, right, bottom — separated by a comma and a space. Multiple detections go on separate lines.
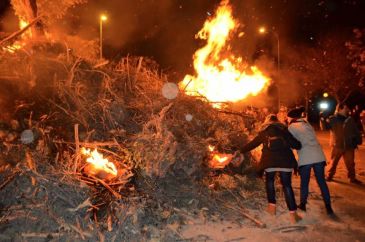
240, 114, 302, 223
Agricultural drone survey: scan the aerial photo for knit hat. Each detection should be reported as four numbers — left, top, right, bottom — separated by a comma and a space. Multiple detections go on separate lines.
287, 106, 305, 119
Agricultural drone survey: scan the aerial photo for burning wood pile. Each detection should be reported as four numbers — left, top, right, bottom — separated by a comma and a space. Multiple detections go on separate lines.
0, 0, 270, 240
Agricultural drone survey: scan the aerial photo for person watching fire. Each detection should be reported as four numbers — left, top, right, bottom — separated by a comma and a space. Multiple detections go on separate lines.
287, 107, 334, 216
240, 114, 302, 223
326, 103, 363, 184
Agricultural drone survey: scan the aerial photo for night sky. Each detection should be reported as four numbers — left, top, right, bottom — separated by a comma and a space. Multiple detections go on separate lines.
1, 0, 365, 73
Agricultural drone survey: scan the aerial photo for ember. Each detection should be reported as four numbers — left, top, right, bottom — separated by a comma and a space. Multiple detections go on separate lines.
179, 0, 270, 107
81, 147, 118, 180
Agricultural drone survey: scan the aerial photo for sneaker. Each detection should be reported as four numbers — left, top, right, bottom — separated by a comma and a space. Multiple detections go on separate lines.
325, 204, 334, 215
350, 178, 362, 184
289, 211, 302, 224
266, 203, 276, 216
298, 203, 306, 212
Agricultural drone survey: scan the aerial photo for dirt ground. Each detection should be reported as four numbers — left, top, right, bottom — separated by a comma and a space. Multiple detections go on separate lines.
181, 131, 365, 242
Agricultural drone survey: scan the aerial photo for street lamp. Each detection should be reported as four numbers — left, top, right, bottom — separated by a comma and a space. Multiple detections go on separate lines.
258, 26, 281, 110
258, 26, 266, 34
99, 14, 107, 59
258, 26, 280, 70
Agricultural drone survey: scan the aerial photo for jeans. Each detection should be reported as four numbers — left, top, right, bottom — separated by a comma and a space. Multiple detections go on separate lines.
265, 171, 297, 211
299, 161, 331, 206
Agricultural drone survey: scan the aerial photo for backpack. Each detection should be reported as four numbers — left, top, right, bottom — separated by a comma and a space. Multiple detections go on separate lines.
265, 126, 289, 151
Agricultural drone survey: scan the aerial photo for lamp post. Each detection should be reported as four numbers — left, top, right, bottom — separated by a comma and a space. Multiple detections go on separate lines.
258, 26, 280, 71
259, 26, 280, 110
99, 14, 107, 59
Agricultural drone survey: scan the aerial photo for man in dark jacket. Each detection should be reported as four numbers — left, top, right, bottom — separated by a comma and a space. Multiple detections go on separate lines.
240, 114, 302, 223
327, 103, 363, 184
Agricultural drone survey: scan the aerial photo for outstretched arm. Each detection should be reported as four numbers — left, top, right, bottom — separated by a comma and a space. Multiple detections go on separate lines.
240, 133, 264, 153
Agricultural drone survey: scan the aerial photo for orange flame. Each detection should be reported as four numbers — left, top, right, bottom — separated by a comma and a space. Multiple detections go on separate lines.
207, 145, 233, 168
179, 0, 270, 107
81, 148, 118, 177
208, 145, 215, 152
213, 154, 231, 164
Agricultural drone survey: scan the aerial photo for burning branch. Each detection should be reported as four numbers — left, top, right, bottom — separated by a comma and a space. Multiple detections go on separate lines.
0, 15, 42, 47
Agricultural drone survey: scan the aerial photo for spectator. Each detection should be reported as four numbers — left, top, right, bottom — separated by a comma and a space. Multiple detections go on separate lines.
287, 107, 334, 215
326, 103, 363, 184
240, 114, 302, 223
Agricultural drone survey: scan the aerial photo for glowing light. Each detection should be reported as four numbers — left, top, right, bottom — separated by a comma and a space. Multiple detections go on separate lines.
179, 0, 270, 108
258, 26, 266, 34
100, 14, 107, 21
319, 102, 329, 110
323, 92, 329, 98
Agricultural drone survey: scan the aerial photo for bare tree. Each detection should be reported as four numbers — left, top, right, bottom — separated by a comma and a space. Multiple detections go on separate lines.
11, 0, 87, 36
346, 28, 365, 87
284, 33, 357, 103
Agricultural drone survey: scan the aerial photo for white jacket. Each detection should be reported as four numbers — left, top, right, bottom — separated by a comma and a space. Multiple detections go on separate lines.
288, 119, 326, 166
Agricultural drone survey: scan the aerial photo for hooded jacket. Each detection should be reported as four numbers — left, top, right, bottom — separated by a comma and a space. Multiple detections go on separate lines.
240, 122, 301, 170
288, 118, 326, 166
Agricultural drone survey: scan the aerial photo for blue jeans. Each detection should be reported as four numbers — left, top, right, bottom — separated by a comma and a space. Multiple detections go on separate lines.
299, 161, 331, 206
265, 171, 297, 211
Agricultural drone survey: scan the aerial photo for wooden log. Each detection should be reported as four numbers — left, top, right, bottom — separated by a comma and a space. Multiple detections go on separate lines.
222, 202, 266, 228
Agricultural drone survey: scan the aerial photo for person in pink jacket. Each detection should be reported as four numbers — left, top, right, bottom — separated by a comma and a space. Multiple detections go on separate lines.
287, 107, 334, 215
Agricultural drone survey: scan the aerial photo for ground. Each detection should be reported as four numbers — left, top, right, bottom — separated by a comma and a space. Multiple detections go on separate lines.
181, 131, 365, 242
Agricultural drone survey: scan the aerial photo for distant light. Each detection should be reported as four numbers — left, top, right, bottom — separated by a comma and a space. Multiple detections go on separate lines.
259, 26, 266, 34
100, 14, 107, 21
319, 102, 329, 110
323, 92, 329, 98
207, 11, 211, 16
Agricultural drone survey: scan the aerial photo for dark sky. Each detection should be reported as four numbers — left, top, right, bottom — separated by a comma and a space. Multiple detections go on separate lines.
1, 0, 365, 73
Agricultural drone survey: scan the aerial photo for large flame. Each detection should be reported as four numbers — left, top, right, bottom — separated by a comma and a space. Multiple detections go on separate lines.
179, 0, 270, 106
81, 147, 118, 177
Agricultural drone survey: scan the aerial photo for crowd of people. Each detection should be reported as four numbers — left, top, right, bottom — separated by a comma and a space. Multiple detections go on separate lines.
239, 103, 363, 224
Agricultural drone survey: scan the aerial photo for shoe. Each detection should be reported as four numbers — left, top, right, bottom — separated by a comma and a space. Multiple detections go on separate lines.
266, 203, 276, 216
325, 204, 334, 215
290, 211, 302, 224
298, 203, 306, 212
350, 178, 362, 184
326, 176, 333, 182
